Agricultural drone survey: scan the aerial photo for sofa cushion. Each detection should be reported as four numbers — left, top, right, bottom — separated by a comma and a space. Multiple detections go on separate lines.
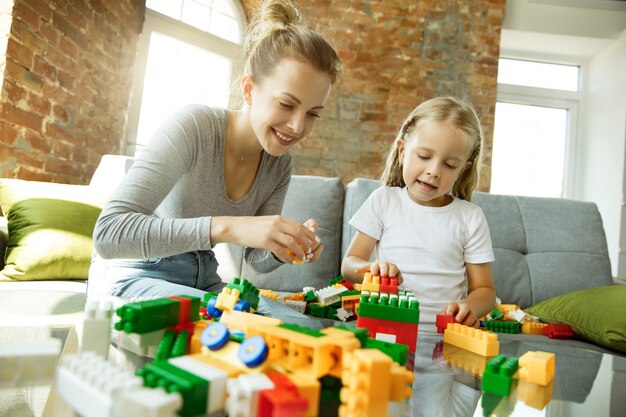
0, 179, 106, 281
525, 285, 626, 353
342, 178, 381, 258
473, 193, 613, 307
242, 175, 344, 292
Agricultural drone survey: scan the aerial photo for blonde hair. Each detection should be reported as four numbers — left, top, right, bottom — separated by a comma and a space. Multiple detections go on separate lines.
380, 97, 484, 201
244, 0, 342, 85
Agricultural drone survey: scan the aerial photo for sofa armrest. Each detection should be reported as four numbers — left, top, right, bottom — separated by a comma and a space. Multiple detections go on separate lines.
0, 216, 7, 270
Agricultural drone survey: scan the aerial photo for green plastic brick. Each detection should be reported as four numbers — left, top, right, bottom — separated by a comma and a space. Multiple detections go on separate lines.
227, 277, 260, 310
484, 320, 521, 334
115, 298, 181, 334
481, 354, 519, 396
364, 338, 408, 365
279, 323, 324, 338
137, 361, 208, 417
488, 308, 504, 321
357, 294, 420, 323
333, 325, 369, 347
304, 290, 318, 303
155, 329, 176, 361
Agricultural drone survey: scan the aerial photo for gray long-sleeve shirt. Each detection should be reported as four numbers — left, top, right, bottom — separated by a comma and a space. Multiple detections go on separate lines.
93, 105, 290, 273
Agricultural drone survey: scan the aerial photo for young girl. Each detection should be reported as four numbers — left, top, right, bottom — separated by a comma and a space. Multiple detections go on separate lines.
88, 0, 341, 301
341, 97, 496, 330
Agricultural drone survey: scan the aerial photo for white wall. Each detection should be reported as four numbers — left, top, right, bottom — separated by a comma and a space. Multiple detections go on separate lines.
580, 31, 626, 278
501, 0, 626, 278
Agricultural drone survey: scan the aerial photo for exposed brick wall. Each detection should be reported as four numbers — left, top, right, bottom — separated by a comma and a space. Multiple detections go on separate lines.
244, 0, 504, 190
0, 0, 144, 184
1, 0, 503, 190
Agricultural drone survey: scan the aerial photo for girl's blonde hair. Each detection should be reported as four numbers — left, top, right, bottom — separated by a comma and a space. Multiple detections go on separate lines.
380, 97, 484, 201
244, 0, 342, 85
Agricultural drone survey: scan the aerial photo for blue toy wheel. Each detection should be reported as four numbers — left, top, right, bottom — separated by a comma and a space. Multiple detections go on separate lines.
200, 322, 230, 351
206, 296, 223, 318
238, 335, 268, 367
234, 300, 251, 312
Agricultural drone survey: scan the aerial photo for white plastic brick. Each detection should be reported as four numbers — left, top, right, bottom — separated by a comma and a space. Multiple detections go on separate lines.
55, 352, 143, 417
81, 300, 113, 358
226, 374, 274, 417
119, 387, 182, 417
0, 339, 61, 387
168, 355, 227, 414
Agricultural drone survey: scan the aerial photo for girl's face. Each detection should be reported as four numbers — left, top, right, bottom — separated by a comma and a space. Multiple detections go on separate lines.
398, 120, 473, 207
243, 58, 333, 156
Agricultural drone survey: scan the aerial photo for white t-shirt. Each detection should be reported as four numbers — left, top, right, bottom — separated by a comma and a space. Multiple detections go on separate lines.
349, 186, 495, 331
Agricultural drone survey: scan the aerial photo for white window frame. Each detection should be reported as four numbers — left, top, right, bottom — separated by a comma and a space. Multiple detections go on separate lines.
495, 57, 583, 199
125, 6, 246, 154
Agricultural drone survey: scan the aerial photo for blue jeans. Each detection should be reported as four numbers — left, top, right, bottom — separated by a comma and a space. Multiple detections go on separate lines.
87, 250, 226, 300
88, 251, 312, 319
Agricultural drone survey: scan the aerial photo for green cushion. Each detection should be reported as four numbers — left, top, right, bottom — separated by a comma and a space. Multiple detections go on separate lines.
0, 179, 106, 281
525, 285, 626, 353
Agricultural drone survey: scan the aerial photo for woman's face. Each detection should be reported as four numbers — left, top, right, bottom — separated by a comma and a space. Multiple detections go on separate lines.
244, 58, 333, 156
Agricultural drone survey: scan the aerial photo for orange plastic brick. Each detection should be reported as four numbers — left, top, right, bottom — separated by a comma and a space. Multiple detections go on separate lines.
521, 322, 548, 335
443, 323, 499, 357
518, 351, 555, 385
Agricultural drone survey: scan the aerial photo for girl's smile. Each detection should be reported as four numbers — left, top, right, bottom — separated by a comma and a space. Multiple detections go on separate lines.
398, 120, 472, 207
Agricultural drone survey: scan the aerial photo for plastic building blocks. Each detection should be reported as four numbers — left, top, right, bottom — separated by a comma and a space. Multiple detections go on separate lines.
360, 272, 381, 292
518, 351, 555, 385
518, 379, 554, 410
338, 348, 413, 417
443, 323, 499, 357
259, 373, 309, 417
379, 276, 399, 294
119, 386, 183, 417
486, 308, 504, 321
56, 351, 145, 417
137, 360, 210, 417
115, 296, 200, 334
81, 299, 113, 358
481, 354, 519, 396
218, 309, 283, 333
521, 322, 548, 335
57, 292, 417, 417
227, 277, 260, 310
356, 291, 419, 352
543, 323, 574, 339
226, 374, 275, 417
484, 320, 521, 334
285, 299, 307, 314
441, 342, 488, 377
1, 339, 61, 387
315, 285, 348, 306
168, 354, 229, 414
259, 289, 280, 301
435, 314, 456, 334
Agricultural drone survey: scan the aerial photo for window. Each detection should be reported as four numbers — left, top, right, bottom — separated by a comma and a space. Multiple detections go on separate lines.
125, 0, 245, 155
491, 58, 580, 198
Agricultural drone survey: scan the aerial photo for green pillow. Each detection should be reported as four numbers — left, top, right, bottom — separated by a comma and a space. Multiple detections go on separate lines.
0, 179, 106, 281
525, 285, 626, 353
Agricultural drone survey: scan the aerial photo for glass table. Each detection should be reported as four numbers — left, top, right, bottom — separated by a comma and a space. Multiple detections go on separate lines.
268, 309, 626, 417
7, 297, 624, 417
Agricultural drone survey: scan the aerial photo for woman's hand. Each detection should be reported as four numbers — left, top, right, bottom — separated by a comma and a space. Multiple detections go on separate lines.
211, 215, 321, 264
441, 302, 479, 328
355, 261, 404, 285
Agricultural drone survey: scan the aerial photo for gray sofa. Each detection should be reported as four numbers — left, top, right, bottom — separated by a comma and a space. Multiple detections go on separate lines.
0, 155, 622, 351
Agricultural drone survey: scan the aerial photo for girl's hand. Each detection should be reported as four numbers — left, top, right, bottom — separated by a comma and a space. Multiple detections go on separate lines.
211, 215, 320, 264
441, 302, 479, 328
355, 261, 404, 285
